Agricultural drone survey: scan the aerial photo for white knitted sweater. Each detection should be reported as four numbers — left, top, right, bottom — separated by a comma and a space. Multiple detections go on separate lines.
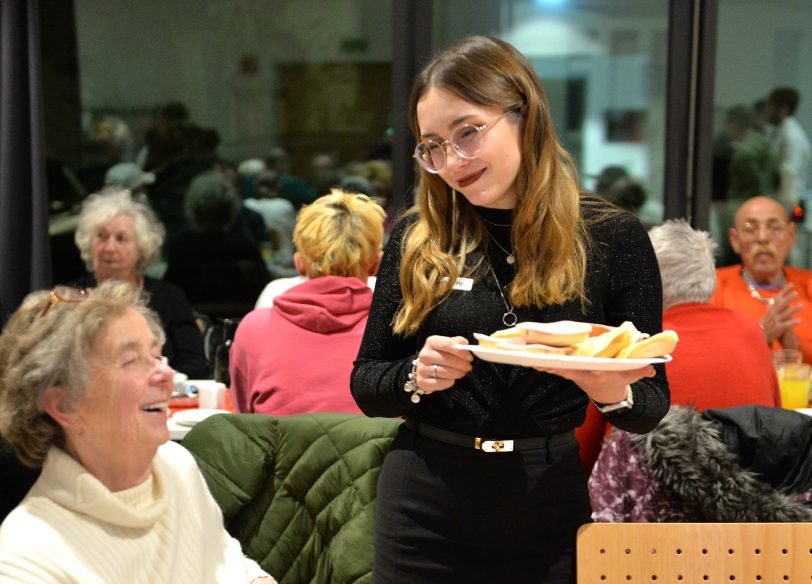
0, 441, 275, 583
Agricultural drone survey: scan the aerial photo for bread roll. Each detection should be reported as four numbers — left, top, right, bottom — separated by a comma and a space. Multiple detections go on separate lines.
570, 321, 637, 358
616, 330, 679, 359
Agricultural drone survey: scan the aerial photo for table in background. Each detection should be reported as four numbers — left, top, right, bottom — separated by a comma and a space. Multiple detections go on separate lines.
168, 391, 235, 441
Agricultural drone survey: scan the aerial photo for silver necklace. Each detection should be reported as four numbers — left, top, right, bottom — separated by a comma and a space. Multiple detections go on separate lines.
481, 216, 512, 228
488, 262, 518, 327
741, 270, 784, 306
487, 233, 515, 265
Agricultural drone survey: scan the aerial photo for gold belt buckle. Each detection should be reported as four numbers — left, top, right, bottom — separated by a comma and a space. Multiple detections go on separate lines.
475, 437, 515, 453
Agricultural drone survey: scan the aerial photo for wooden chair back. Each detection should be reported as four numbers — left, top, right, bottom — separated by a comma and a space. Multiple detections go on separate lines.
577, 522, 812, 582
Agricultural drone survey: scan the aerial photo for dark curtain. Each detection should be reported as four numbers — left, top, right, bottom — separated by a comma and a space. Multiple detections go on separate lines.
0, 0, 51, 320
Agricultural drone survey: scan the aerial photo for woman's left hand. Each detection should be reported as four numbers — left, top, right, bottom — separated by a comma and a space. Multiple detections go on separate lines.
534, 365, 655, 404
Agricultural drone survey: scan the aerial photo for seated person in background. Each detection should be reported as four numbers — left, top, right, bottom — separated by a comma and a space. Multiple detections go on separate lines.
72, 188, 208, 378
593, 165, 660, 228
163, 171, 271, 311
104, 162, 156, 199
0, 281, 275, 583
265, 146, 316, 209
651, 219, 780, 408
588, 405, 812, 523
229, 159, 269, 248
241, 166, 297, 276
576, 219, 780, 471
711, 195, 810, 361
253, 185, 377, 309
230, 189, 385, 415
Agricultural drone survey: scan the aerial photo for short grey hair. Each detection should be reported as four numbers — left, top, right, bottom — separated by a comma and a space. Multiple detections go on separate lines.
648, 219, 718, 310
0, 280, 164, 468
185, 171, 241, 231
74, 188, 166, 276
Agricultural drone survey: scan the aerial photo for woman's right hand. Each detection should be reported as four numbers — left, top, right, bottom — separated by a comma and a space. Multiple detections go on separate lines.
413, 335, 473, 394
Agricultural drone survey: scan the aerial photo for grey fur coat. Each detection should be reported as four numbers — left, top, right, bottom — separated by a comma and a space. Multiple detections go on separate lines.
589, 405, 812, 522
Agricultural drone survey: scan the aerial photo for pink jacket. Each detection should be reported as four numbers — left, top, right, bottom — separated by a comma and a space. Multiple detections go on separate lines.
229, 276, 371, 415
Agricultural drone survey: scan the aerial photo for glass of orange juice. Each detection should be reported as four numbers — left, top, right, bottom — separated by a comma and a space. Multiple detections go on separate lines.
777, 363, 811, 409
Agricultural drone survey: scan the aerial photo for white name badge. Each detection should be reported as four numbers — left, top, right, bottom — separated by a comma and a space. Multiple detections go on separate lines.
443, 277, 474, 291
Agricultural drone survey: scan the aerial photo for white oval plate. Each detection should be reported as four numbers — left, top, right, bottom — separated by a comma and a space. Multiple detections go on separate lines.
455, 344, 671, 371
171, 408, 230, 427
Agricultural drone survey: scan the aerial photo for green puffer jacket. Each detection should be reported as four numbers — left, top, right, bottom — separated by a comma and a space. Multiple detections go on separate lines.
182, 412, 401, 584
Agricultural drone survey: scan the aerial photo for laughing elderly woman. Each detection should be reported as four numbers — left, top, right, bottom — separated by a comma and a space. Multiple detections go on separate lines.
0, 281, 276, 584
73, 188, 208, 378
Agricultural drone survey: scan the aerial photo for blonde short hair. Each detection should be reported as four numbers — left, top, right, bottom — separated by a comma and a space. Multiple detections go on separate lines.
294, 188, 385, 279
0, 280, 164, 468
74, 188, 165, 275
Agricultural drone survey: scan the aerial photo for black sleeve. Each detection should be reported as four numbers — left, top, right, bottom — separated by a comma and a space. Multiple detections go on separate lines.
147, 280, 210, 379
351, 219, 421, 418
591, 213, 670, 434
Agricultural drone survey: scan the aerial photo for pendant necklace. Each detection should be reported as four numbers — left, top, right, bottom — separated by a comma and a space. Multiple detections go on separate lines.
481, 216, 512, 228
488, 262, 518, 327
741, 270, 785, 306
487, 233, 516, 265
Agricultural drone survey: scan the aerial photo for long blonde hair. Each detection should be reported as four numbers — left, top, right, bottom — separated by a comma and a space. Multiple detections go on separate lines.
394, 35, 589, 336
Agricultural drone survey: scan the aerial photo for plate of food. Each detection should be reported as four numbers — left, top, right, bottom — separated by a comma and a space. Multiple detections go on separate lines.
455, 320, 677, 371
457, 344, 672, 371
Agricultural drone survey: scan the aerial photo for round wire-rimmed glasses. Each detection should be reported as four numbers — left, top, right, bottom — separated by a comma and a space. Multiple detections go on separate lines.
414, 108, 517, 174
40, 286, 91, 317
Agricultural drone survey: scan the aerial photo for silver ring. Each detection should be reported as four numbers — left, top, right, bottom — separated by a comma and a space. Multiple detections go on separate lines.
432, 363, 438, 379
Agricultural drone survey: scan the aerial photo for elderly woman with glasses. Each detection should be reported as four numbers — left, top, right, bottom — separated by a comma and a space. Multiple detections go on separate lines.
0, 281, 276, 583
712, 195, 811, 361
72, 188, 208, 378
350, 36, 669, 583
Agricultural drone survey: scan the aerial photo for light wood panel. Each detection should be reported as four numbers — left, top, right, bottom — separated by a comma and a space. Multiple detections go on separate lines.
577, 522, 812, 582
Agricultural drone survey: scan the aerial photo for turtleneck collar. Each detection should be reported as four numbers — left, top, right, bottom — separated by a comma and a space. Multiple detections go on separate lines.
38, 446, 169, 529
473, 206, 514, 227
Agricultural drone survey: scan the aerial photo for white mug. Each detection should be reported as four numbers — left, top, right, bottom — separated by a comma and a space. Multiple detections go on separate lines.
193, 380, 227, 409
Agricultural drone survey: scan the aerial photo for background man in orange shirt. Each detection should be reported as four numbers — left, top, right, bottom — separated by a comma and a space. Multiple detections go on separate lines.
711, 195, 812, 361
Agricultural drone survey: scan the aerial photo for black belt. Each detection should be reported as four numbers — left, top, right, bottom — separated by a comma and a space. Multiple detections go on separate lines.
403, 418, 574, 453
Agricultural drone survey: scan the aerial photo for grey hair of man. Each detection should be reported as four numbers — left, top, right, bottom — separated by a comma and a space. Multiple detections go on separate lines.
0, 280, 165, 468
74, 187, 166, 276
185, 170, 242, 231
648, 219, 718, 311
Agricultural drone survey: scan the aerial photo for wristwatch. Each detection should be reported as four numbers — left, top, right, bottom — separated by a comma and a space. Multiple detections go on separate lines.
593, 385, 634, 414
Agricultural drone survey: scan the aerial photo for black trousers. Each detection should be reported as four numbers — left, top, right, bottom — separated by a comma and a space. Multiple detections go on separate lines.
373, 424, 592, 584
